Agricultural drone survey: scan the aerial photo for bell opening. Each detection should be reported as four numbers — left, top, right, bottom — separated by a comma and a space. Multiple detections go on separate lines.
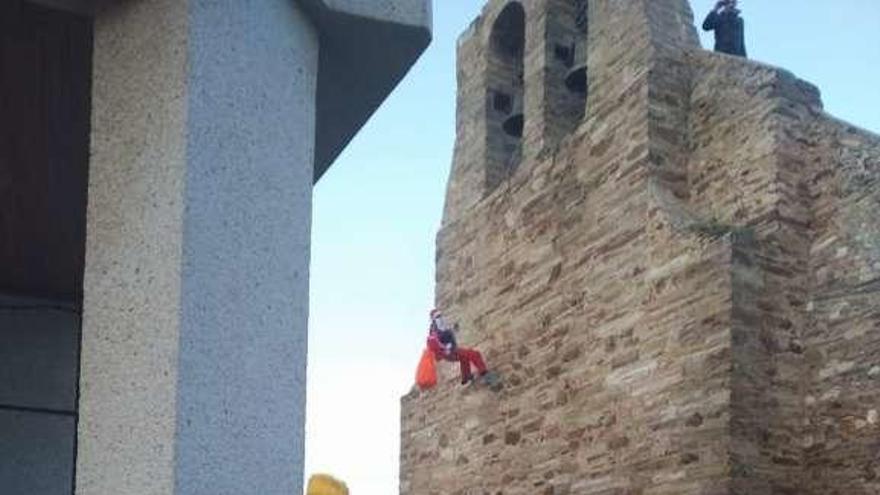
502, 113, 524, 138
565, 65, 587, 94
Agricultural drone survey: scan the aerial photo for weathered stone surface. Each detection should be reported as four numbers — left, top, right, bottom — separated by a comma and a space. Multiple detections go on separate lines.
401, 0, 880, 494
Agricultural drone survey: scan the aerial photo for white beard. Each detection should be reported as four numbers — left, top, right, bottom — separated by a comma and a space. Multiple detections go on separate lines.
433, 315, 452, 332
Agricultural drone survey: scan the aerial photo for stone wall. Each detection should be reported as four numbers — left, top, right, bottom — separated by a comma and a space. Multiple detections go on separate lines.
686, 52, 824, 494
402, 0, 879, 493
805, 118, 880, 493
403, 143, 742, 494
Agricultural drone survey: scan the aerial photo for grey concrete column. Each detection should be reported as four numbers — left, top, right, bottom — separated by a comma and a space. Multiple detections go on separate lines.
77, 1, 316, 494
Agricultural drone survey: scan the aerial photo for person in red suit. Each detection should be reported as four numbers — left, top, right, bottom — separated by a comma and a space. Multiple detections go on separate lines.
427, 309, 489, 385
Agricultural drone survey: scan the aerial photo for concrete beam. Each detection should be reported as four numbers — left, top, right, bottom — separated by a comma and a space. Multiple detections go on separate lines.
298, 0, 432, 181
27, 0, 432, 182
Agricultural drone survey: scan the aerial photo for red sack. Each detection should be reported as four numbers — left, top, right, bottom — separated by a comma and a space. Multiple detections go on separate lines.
415, 348, 437, 390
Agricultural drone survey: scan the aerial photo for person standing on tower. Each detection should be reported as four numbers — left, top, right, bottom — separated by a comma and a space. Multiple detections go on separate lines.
702, 0, 747, 58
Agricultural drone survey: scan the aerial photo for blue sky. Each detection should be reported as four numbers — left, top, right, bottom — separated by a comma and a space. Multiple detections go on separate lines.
304, 1, 880, 493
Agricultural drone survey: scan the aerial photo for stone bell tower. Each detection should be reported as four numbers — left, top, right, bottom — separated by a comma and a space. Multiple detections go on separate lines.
402, 0, 880, 493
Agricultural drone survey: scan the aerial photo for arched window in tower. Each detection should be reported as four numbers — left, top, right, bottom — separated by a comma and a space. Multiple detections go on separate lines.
565, 0, 588, 95
556, 0, 587, 139
486, 2, 525, 192
543, 0, 587, 144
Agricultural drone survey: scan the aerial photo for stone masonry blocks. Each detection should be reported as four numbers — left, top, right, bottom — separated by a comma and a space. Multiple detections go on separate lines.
402, 0, 879, 493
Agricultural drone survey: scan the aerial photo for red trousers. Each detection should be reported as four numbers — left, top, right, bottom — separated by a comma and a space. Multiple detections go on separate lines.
449, 347, 487, 379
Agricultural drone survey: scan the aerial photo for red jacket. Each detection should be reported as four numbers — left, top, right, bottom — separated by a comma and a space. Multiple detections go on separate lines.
427, 331, 446, 359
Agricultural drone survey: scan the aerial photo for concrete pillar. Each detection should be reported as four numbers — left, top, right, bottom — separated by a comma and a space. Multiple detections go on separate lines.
76, 1, 316, 493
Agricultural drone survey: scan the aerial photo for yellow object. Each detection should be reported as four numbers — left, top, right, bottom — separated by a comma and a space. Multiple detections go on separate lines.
307, 474, 349, 495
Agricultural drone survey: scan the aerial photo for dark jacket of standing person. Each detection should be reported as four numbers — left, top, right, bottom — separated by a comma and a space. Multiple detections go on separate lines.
703, 5, 747, 57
